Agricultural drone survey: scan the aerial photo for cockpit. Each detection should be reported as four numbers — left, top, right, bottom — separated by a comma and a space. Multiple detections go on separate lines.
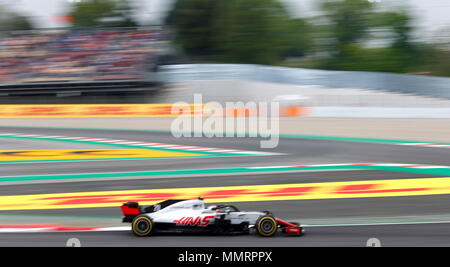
208, 204, 240, 213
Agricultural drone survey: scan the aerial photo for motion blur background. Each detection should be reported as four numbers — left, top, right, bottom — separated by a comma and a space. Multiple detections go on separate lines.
0, 0, 450, 247
3, 0, 450, 69
0, 0, 449, 105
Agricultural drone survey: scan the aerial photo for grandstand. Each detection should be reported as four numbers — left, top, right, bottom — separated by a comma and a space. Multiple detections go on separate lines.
0, 28, 169, 96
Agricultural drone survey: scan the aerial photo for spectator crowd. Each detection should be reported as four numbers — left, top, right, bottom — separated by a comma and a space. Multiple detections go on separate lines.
0, 30, 166, 84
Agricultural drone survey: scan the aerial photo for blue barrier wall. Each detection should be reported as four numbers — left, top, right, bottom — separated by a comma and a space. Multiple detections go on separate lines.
159, 64, 450, 99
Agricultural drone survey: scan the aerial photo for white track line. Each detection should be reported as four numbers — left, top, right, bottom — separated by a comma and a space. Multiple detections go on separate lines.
0, 132, 281, 156
3, 220, 450, 233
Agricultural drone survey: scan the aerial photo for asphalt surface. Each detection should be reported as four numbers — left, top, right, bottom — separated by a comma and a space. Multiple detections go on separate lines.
2, 223, 450, 247
0, 126, 449, 247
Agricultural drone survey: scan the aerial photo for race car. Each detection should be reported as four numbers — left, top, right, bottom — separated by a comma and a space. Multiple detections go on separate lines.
120, 197, 304, 237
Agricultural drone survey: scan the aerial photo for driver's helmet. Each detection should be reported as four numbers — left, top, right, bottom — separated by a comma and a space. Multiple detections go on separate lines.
207, 205, 220, 212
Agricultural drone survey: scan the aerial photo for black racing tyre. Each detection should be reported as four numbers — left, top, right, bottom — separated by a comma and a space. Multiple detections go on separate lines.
256, 216, 278, 237
132, 216, 154, 237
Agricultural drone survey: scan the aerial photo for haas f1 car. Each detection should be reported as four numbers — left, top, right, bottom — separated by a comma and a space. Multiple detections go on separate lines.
121, 198, 304, 237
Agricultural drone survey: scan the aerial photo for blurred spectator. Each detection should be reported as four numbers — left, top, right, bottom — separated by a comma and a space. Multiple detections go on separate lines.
0, 29, 167, 83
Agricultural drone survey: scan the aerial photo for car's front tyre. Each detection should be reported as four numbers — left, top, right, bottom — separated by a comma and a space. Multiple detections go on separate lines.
132, 216, 154, 237
256, 216, 278, 237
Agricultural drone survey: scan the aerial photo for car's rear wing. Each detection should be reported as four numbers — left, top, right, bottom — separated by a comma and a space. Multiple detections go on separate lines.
121, 202, 142, 223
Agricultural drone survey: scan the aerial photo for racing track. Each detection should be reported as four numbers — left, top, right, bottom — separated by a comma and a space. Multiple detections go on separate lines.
0, 126, 450, 247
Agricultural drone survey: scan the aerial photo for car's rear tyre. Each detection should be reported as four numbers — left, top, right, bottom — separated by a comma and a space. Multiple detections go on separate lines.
256, 216, 278, 237
132, 216, 154, 237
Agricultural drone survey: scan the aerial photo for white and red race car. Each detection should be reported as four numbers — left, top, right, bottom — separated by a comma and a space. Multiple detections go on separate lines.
121, 197, 304, 237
